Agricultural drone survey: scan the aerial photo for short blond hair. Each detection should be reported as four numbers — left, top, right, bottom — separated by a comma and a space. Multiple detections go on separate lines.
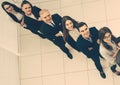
40, 9, 50, 16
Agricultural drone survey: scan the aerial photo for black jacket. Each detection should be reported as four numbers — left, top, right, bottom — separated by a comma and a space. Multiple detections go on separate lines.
76, 27, 100, 58
39, 14, 62, 41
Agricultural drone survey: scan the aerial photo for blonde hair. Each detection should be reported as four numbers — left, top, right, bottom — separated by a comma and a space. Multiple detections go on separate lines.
40, 9, 50, 16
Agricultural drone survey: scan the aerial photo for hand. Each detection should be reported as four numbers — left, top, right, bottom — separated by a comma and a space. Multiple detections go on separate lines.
118, 42, 120, 47
88, 47, 93, 51
97, 39, 100, 44
20, 20, 25, 26
117, 46, 120, 50
55, 31, 63, 37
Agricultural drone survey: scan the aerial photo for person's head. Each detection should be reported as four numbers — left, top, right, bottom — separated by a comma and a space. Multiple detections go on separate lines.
99, 27, 113, 44
1, 1, 23, 23
40, 9, 52, 23
62, 16, 78, 31
99, 27, 115, 50
76, 22, 90, 39
62, 16, 78, 41
21, 0, 32, 16
1, 1, 16, 13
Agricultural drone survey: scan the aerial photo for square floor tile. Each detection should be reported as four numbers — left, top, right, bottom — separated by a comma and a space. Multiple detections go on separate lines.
43, 74, 65, 85
65, 71, 89, 85
42, 52, 64, 75
21, 55, 42, 79
88, 69, 114, 85
21, 77, 42, 85
64, 52, 88, 72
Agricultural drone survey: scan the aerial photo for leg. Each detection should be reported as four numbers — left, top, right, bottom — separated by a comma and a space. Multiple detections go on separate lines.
91, 56, 106, 78
53, 39, 73, 59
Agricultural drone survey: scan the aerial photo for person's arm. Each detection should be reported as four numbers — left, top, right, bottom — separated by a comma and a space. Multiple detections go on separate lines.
32, 6, 42, 20
31, 30, 46, 39
112, 49, 119, 58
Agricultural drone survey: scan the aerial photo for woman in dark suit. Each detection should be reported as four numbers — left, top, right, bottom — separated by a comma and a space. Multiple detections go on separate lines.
1, 1, 45, 38
21, 0, 45, 38
1, 1, 24, 25
21, 0, 41, 20
62, 16, 80, 51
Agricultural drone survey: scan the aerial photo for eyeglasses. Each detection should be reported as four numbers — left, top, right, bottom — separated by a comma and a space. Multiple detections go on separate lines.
5, 5, 11, 10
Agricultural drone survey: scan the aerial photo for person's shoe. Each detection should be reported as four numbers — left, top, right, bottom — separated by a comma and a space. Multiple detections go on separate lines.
100, 71, 106, 79
115, 71, 120, 76
110, 65, 116, 73
67, 53, 73, 59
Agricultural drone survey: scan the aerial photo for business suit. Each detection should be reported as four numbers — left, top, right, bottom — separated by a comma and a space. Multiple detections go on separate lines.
23, 6, 45, 38
31, 6, 41, 19
65, 28, 80, 51
40, 14, 72, 59
66, 35, 78, 50
76, 27, 103, 72
23, 16, 45, 38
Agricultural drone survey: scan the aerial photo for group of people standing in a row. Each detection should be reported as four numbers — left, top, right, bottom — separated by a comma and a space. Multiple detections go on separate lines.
1, 0, 120, 79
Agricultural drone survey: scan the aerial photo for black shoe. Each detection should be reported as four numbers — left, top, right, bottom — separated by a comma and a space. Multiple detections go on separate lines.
100, 71, 106, 79
67, 53, 73, 59
115, 71, 120, 76
110, 65, 117, 73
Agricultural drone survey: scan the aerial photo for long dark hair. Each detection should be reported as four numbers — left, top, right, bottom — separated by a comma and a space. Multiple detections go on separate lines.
62, 16, 78, 41
99, 27, 116, 50
1, 1, 23, 23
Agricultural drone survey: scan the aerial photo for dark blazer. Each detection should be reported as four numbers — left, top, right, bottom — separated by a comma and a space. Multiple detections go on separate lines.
31, 6, 41, 19
39, 14, 63, 41
76, 27, 100, 58
23, 16, 45, 38
66, 35, 78, 51
23, 6, 45, 38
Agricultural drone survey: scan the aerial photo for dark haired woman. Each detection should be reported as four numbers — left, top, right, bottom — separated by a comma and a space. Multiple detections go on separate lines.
20, 0, 45, 38
62, 16, 80, 51
1, 1, 45, 38
1, 1, 24, 25
99, 27, 120, 75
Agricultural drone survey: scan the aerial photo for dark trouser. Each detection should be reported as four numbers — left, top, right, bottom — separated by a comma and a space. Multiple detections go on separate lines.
53, 37, 71, 55
91, 55, 103, 72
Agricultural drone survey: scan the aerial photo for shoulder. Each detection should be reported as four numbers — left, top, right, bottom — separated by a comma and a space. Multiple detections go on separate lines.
32, 6, 41, 10
89, 27, 98, 32
52, 13, 61, 18
77, 35, 84, 43
89, 27, 99, 36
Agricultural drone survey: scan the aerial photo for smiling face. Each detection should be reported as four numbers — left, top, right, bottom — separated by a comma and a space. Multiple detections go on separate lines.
22, 3, 32, 16
65, 20, 74, 31
79, 24, 90, 39
40, 10, 52, 23
103, 32, 111, 43
4, 4, 14, 13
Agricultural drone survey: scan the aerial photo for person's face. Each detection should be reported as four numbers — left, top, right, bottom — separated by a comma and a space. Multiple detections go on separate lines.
65, 20, 74, 31
22, 3, 32, 16
4, 4, 14, 13
103, 32, 111, 43
79, 24, 90, 39
40, 11, 52, 23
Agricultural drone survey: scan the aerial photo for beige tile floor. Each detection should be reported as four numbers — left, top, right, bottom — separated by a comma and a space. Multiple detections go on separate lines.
20, 34, 120, 85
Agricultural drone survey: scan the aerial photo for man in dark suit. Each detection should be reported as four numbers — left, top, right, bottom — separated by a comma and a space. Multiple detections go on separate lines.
76, 22, 106, 78
39, 9, 73, 59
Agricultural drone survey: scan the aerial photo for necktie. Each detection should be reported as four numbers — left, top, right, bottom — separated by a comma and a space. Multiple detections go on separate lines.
51, 22, 55, 27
